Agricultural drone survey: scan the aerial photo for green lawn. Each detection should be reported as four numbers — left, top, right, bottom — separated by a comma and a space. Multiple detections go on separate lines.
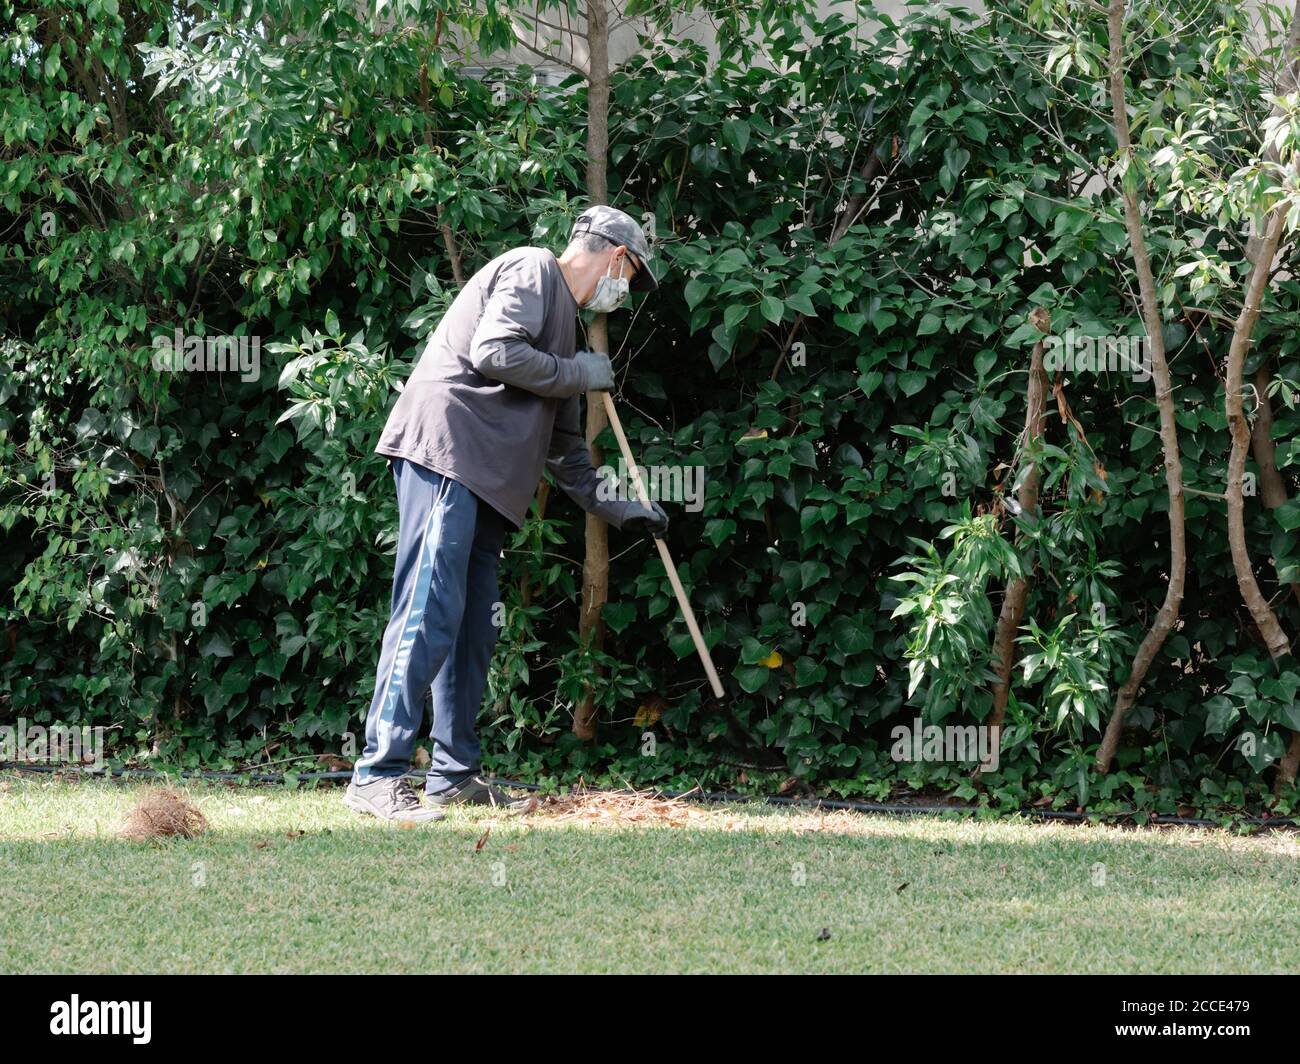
2, 770, 1298, 974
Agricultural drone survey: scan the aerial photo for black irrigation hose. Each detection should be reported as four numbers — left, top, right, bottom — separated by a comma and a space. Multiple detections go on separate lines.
4, 762, 1295, 829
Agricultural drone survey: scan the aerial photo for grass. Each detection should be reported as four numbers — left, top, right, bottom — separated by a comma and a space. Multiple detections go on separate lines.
2, 770, 1298, 974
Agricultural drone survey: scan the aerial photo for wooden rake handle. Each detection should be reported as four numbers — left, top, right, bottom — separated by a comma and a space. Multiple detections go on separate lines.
599, 390, 725, 699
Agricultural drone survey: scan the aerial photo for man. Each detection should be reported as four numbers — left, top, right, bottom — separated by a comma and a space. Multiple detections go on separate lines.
345, 206, 669, 822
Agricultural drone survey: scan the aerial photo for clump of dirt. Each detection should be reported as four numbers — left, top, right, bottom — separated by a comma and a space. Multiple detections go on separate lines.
121, 788, 209, 841
512, 783, 726, 828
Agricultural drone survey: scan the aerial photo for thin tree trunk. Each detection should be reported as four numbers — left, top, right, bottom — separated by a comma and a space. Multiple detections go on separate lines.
574, 0, 611, 740
438, 207, 466, 288
1097, 0, 1187, 773
977, 309, 1051, 781
418, 18, 465, 289
828, 142, 884, 246
1225, 209, 1289, 659
1250, 359, 1300, 612
1228, 212, 1295, 789
1232, 4, 1300, 785
1252, 361, 1289, 512
1251, 360, 1300, 626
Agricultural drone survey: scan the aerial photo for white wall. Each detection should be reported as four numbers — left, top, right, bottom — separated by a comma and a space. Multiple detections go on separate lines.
495, 1, 987, 77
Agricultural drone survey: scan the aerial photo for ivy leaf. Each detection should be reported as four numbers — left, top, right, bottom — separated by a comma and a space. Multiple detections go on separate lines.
833, 311, 866, 335
1203, 695, 1237, 738
842, 659, 876, 686
897, 371, 927, 396
199, 631, 234, 658
734, 665, 770, 694
602, 601, 636, 634
1275, 499, 1300, 531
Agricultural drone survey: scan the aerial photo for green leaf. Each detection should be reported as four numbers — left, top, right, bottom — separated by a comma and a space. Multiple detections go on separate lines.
1275, 499, 1300, 531
724, 302, 749, 331
722, 119, 750, 154
734, 665, 771, 694
795, 657, 825, 686
602, 601, 636, 634
832, 616, 872, 654
760, 295, 785, 324
898, 371, 927, 396
917, 313, 942, 336
834, 311, 866, 335
842, 659, 876, 686
858, 370, 883, 396
790, 439, 817, 469
199, 632, 234, 658
1204, 695, 1237, 738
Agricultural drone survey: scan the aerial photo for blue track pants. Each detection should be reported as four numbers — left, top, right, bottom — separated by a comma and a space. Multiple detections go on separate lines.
353, 460, 505, 795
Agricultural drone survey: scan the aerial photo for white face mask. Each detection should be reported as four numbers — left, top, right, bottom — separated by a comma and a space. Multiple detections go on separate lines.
583, 255, 630, 313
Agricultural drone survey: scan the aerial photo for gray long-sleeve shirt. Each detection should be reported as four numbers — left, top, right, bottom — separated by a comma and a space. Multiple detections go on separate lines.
376, 246, 619, 530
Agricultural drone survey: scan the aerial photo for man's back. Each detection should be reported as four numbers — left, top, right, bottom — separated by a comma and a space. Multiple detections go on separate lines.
377, 246, 579, 528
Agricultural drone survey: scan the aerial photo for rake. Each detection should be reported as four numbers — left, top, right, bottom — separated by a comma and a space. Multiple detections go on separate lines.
598, 390, 725, 699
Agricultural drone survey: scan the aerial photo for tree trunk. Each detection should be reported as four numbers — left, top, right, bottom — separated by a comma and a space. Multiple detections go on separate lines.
1254, 367, 1300, 787
977, 310, 1051, 780
1251, 358, 1300, 613
1096, 0, 1187, 773
1226, 211, 1294, 787
418, 22, 465, 289
1252, 361, 1289, 513
574, 0, 611, 740
1238, 4, 1300, 790
1225, 208, 1289, 660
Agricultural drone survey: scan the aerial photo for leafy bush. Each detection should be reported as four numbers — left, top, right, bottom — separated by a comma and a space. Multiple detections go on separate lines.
4, 0, 1300, 818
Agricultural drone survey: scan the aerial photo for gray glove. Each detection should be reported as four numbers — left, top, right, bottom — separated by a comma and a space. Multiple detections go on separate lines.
618, 499, 669, 537
573, 349, 614, 392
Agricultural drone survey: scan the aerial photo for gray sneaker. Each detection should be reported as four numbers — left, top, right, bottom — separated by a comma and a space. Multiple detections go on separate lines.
344, 776, 446, 823
425, 775, 524, 809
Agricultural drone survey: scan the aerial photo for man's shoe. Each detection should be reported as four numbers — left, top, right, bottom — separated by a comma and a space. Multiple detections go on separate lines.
425, 775, 524, 809
344, 776, 446, 823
